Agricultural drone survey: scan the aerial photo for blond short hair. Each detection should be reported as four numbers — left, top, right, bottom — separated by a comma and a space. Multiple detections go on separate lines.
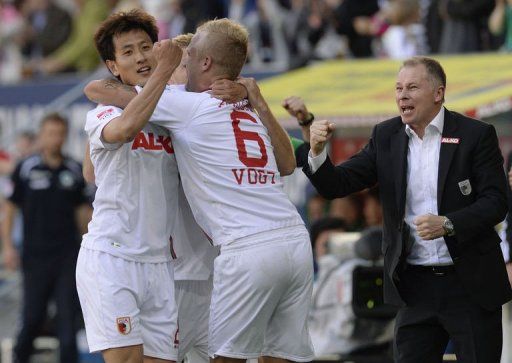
172, 33, 194, 48
196, 18, 248, 80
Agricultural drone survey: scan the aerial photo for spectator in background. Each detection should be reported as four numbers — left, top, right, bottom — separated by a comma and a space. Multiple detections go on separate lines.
489, 0, 512, 51
363, 186, 383, 227
329, 194, 365, 231
331, 0, 380, 57
16, 0, 72, 61
1, 113, 92, 363
153, 0, 186, 39
181, 0, 226, 33
0, 0, 24, 83
354, 0, 427, 59
27, 0, 111, 75
439, 0, 495, 53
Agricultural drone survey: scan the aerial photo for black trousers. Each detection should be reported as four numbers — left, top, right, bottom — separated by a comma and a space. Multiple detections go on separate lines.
394, 265, 502, 363
14, 252, 79, 363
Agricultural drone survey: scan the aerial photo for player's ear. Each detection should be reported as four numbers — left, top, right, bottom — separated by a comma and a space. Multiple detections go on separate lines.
202, 56, 212, 71
106, 60, 120, 77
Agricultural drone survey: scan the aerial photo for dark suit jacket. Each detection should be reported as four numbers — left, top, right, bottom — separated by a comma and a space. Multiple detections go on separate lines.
304, 108, 512, 311
506, 151, 512, 262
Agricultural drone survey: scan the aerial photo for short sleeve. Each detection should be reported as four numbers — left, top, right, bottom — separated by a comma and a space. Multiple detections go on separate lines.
85, 105, 124, 151
148, 86, 198, 131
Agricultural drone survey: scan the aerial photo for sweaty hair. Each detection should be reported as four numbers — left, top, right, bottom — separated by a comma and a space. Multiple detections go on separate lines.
172, 33, 194, 49
196, 18, 248, 80
94, 9, 158, 62
401, 56, 446, 102
40, 112, 68, 130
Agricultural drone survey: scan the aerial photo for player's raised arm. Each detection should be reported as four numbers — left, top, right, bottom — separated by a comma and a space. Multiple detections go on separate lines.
237, 77, 296, 175
84, 79, 137, 109
282, 95, 314, 142
100, 40, 182, 144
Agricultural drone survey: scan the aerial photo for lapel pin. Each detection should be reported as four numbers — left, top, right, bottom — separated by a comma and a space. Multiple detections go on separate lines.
441, 137, 460, 144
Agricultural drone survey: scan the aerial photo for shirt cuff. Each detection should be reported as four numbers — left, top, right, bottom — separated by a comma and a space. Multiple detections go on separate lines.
308, 147, 327, 173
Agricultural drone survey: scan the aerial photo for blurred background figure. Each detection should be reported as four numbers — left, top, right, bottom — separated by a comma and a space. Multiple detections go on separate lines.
363, 187, 383, 227
438, 0, 495, 53
0, 0, 24, 83
16, 0, 72, 63
489, 0, 512, 51
308, 217, 394, 359
1, 112, 92, 363
329, 193, 365, 231
24, 0, 111, 76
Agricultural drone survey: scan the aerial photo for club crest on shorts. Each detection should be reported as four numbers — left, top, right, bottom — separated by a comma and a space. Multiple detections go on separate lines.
458, 179, 472, 196
116, 317, 131, 335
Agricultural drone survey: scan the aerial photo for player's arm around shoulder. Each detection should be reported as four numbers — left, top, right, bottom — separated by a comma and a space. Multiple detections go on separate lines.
237, 77, 296, 176
84, 79, 137, 109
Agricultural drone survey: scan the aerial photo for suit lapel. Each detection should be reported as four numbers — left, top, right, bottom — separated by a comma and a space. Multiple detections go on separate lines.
391, 122, 409, 216
437, 109, 459, 210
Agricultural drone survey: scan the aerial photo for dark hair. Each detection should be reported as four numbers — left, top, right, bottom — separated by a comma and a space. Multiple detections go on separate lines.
94, 9, 158, 62
402, 56, 446, 88
40, 112, 68, 129
309, 217, 346, 247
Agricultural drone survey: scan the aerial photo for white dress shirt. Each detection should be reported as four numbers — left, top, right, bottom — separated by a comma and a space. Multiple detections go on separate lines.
308, 108, 453, 266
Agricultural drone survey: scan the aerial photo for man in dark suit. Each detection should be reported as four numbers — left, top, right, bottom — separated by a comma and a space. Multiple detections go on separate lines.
303, 56, 512, 362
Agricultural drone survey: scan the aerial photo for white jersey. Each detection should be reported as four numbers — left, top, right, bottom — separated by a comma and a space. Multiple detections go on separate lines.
82, 105, 178, 262
148, 85, 304, 246
172, 181, 218, 280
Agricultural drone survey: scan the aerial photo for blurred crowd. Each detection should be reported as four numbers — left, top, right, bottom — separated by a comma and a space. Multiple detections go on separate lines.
1, 0, 512, 83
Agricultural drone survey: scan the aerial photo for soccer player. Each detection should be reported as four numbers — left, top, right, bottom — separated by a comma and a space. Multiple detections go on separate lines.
75, 10, 182, 363
91, 19, 314, 363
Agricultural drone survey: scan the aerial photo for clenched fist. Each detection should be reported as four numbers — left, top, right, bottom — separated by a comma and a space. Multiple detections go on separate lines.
282, 96, 309, 123
153, 39, 182, 75
310, 120, 335, 156
414, 214, 446, 240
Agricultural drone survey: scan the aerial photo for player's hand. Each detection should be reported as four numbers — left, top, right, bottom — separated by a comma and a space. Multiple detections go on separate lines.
236, 77, 263, 107
210, 79, 248, 103
414, 214, 445, 240
508, 168, 512, 190
310, 120, 335, 156
153, 39, 182, 75
282, 96, 309, 123
3, 244, 19, 271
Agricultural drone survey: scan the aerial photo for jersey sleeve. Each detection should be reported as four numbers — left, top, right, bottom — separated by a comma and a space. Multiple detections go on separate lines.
85, 105, 124, 151
148, 87, 198, 131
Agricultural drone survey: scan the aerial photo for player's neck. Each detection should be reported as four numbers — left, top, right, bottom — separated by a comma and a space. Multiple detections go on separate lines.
41, 150, 63, 169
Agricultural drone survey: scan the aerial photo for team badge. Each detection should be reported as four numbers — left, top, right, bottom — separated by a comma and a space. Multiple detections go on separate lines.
58, 170, 75, 189
116, 317, 132, 335
458, 179, 472, 196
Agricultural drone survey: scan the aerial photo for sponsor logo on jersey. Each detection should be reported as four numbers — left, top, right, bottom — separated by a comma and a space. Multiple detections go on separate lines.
132, 132, 174, 154
116, 317, 132, 335
96, 108, 115, 120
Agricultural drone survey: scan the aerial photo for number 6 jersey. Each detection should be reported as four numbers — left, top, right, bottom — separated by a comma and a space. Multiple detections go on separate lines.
148, 85, 304, 246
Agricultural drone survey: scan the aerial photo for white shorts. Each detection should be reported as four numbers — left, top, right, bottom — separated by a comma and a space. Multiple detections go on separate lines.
76, 247, 179, 361
175, 277, 212, 363
209, 225, 315, 361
